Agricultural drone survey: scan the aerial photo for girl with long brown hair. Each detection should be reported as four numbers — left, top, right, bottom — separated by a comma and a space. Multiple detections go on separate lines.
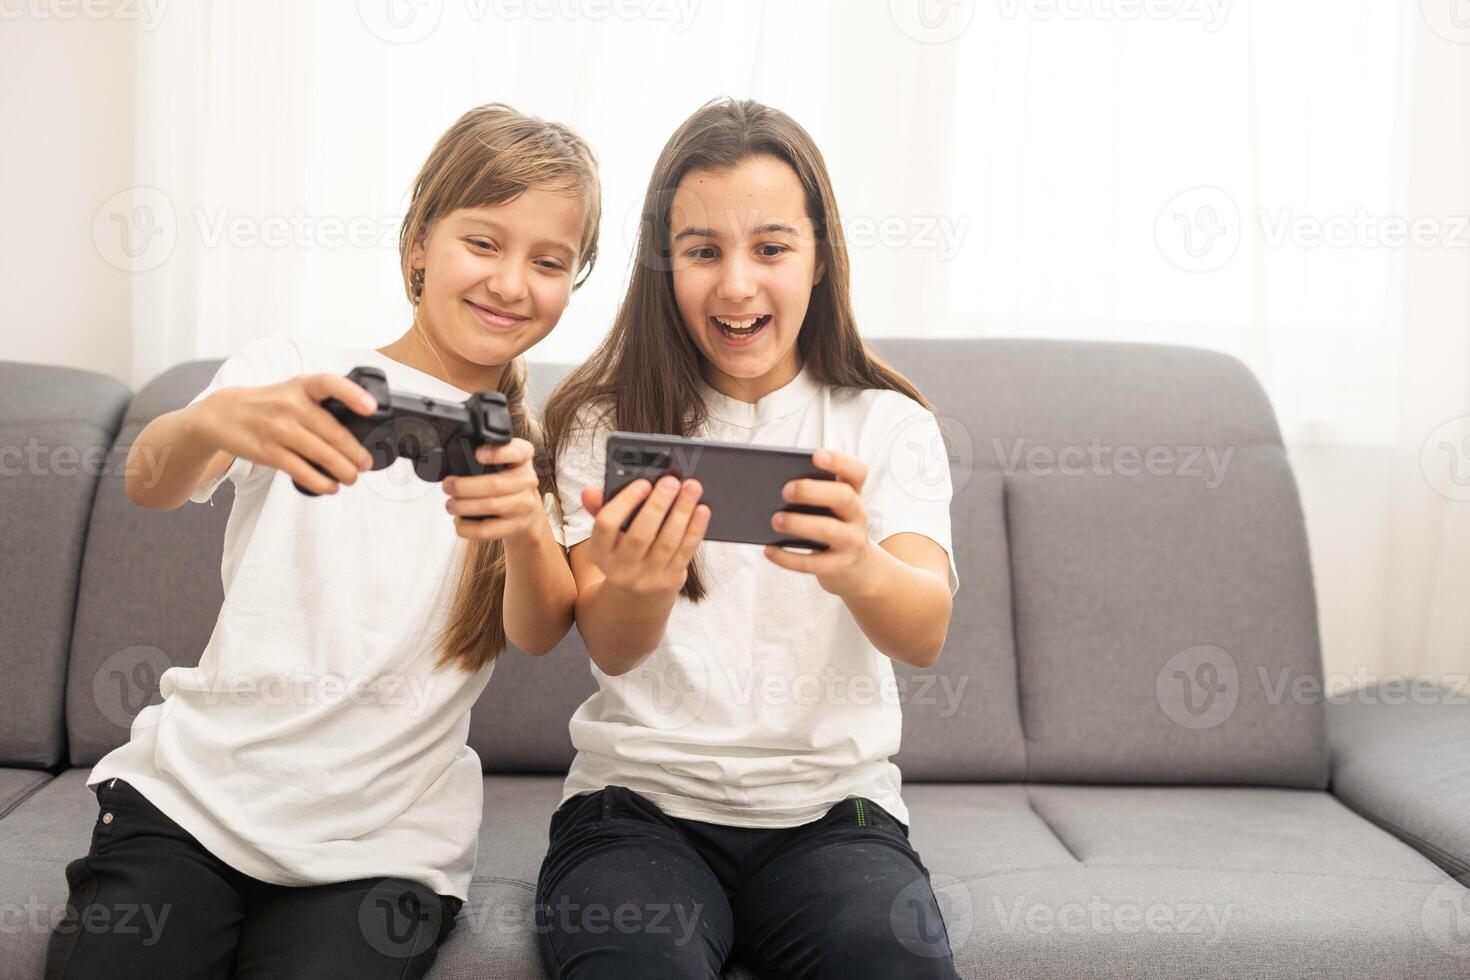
535, 97, 962, 979
47, 103, 598, 979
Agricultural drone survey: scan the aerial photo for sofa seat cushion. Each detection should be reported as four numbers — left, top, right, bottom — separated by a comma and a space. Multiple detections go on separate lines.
0, 768, 50, 820
3, 776, 1467, 979
924, 784, 1470, 978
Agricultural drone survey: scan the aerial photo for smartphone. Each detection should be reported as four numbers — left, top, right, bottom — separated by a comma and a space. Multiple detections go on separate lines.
603, 431, 838, 550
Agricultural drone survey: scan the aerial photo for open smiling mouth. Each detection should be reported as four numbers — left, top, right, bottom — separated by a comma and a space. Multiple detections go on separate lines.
712, 314, 771, 343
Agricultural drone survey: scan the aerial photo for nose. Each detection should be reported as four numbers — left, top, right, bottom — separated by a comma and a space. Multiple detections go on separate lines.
715, 252, 757, 305
487, 259, 528, 306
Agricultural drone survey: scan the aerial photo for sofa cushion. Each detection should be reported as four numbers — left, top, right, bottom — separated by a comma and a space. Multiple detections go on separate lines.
0, 363, 131, 768
1329, 690, 1470, 886
0, 768, 50, 821
937, 785, 1470, 977
872, 339, 1328, 788
63, 361, 231, 766
5, 774, 1465, 979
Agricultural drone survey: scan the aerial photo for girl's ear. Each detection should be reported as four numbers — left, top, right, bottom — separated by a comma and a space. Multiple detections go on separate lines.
409, 223, 430, 269
813, 255, 826, 286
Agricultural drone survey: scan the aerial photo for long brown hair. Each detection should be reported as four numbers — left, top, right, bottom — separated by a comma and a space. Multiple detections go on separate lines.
410, 103, 601, 672
542, 97, 931, 602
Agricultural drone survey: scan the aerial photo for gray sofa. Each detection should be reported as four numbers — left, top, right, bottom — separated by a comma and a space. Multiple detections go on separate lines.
2, 339, 1468, 979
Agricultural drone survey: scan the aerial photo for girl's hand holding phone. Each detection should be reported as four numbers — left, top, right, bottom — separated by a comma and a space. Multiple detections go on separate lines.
581, 476, 710, 598
188, 374, 378, 496
442, 439, 547, 542
764, 448, 880, 598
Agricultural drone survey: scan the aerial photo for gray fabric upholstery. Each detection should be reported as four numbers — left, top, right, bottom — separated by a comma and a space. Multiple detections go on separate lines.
1329, 686, 1470, 886
920, 783, 1470, 978
5, 773, 1466, 979
0, 363, 130, 767
868, 339, 1328, 787
0, 771, 93, 980
0, 769, 50, 820
4, 341, 1464, 979
63, 361, 231, 766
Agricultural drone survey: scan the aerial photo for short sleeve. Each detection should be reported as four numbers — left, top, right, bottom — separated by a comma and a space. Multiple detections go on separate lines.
186, 336, 304, 504
862, 399, 960, 596
554, 402, 613, 550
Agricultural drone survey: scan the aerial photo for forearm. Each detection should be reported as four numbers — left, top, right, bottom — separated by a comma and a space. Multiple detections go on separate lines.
501, 518, 578, 656
573, 578, 677, 677
843, 543, 952, 668
125, 404, 220, 511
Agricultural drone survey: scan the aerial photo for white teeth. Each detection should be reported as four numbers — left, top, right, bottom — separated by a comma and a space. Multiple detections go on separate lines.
715, 315, 764, 330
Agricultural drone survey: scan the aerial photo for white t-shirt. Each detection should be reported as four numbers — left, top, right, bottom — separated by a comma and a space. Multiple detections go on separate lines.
554, 363, 959, 829
89, 336, 498, 901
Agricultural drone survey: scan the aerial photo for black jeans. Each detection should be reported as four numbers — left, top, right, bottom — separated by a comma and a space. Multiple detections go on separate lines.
534, 785, 962, 979
45, 778, 462, 980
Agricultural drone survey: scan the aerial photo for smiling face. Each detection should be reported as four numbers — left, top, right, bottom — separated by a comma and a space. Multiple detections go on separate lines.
409, 187, 586, 388
669, 154, 824, 403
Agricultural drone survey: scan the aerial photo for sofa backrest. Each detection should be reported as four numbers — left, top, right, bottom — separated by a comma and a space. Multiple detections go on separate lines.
62, 362, 233, 767
0, 363, 130, 768
890, 338, 1328, 788
41, 338, 1328, 788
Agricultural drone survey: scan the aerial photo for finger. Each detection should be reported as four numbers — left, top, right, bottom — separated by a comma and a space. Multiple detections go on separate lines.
617, 475, 682, 559
267, 447, 337, 496
301, 403, 373, 472
581, 486, 605, 517
474, 438, 534, 468
772, 511, 850, 548
453, 515, 524, 540
812, 448, 868, 491
645, 480, 703, 566
444, 463, 537, 500
780, 477, 861, 522
763, 543, 828, 575
589, 479, 651, 553
669, 503, 711, 571
445, 491, 535, 520
304, 373, 378, 416
279, 425, 362, 486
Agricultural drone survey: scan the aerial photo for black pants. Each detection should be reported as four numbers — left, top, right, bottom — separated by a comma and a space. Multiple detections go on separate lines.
45, 778, 462, 980
534, 785, 962, 979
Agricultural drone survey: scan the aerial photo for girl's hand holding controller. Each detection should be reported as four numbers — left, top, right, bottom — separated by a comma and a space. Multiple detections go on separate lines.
581, 476, 710, 598
441, 439, 545, 542
188, 374, 378, 496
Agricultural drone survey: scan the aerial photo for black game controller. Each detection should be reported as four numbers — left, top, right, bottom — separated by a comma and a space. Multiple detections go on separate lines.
293, 366, 513, 515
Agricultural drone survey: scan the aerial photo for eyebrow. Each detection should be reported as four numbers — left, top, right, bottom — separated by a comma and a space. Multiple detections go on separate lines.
458, 215, 576, 258
671, 222, 801, 243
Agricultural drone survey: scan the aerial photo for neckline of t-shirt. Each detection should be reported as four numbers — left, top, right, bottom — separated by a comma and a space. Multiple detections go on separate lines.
697, 363, 823, 428
360, 348, 472, 398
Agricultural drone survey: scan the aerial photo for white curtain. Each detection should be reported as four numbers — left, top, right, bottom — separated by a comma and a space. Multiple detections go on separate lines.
118, 0, 1470, 681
